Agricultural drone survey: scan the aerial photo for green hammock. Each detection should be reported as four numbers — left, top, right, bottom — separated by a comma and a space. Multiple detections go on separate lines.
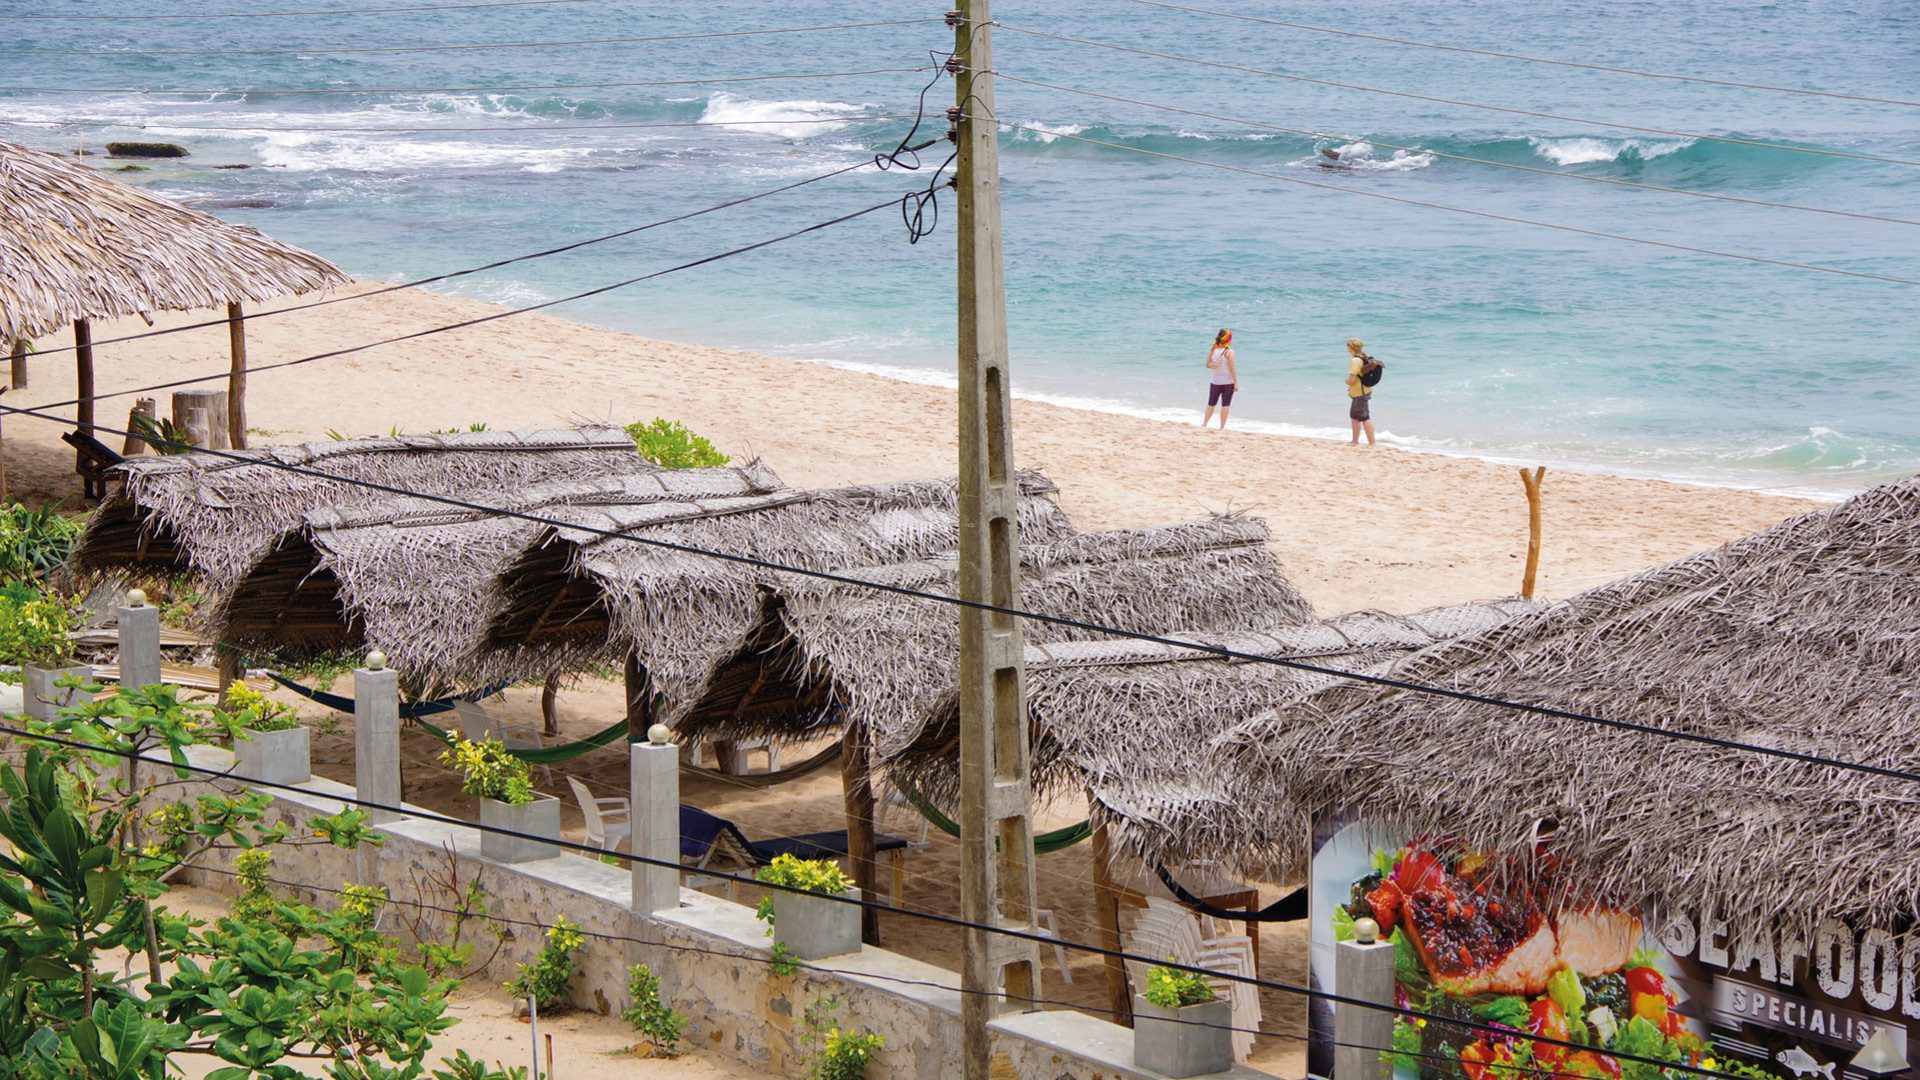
895, 777, 1091, 854
417, 716, 631, 765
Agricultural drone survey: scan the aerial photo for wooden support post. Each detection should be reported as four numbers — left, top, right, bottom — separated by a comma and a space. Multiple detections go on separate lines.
841, 723, 881, 946
1519, 466, 1547, 599
123, 399, 157, 456
216, 648, 241, 709
540, 674, 560, 736
1088, 795, 1131, 1026
8, 339, 26, 389
227, 302, 248, 449
623, 651, 652, 740
74, 320, 95, 496
955, 5, 1040, 1076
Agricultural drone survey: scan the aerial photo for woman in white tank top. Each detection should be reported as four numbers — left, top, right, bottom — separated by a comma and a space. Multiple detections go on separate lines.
1201, 327, 1238, 429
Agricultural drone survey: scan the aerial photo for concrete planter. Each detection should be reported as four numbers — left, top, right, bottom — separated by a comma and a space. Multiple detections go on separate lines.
23, 664, 93, 721
479, 794, 560, 863
771, 887, 862, 960
1133, 994, 1233, 1077
233, 726, 310, 786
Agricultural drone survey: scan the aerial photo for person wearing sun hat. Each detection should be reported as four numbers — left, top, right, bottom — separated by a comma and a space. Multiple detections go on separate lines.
1201, 328, 1238, 429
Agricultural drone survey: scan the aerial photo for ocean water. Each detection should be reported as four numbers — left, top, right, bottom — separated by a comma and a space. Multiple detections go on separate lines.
3, 0, 1918, 498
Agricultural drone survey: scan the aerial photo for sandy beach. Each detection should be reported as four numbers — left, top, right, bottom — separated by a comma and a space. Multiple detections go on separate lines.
0, 282, 1829, 1075
2, 280, 1819, 615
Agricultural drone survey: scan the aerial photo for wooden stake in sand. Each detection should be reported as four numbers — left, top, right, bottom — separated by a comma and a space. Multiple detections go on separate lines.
8, 339, 25, 389
1520, 466, 1547, 599
227, 302, 249, 450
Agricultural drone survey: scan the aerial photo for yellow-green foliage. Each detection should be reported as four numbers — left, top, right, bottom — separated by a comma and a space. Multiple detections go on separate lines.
437, 735, 535, 806
224, 681, 301, 733
626, 418, 729, 469
0, 502, 83, 580
507, 916, 582, 1010
0, 584, 76, 668
1144, 963, 1216, 1008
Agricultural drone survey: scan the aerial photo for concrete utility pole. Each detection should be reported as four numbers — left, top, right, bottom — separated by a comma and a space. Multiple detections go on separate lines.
953, 3, 1042, 1077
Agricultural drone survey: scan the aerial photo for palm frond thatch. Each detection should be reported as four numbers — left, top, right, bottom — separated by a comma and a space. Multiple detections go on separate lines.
70, 428, 655, 596
888, 600, 1538, 873
217, 461, 788, 676
676, 515, 1318, 754
1222, 475, 1920, 931
0, 139, 349, 343
484, 471, 1079, 707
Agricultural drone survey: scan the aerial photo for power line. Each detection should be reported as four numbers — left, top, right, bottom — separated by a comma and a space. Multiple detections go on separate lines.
991, 22, 1920, 170
1, 0, 589, 18
0, 18, 946, 57
13, 144, 936, 365
0, 719, 1811, 1080
1127, 0, 1920, 109
991, 71, 1920, 228
4, 401, 1917, 793
0, 66, 925, 96
0, 113, 917, 135
982, 116, 1920, 288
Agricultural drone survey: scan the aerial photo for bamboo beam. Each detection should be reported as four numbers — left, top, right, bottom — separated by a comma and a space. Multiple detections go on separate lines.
1519, 466, 1547, 599
227, 302, 248, 449
842, 722, 881, 946
1088, 795, 1131, 1025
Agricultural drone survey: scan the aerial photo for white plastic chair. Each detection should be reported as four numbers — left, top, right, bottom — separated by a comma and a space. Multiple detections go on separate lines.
994, 899, 1072, 985
1129, 898, 1260, 1062
565, 776, 630, 852
877, 777, 934, 849
452, 701, 551, 783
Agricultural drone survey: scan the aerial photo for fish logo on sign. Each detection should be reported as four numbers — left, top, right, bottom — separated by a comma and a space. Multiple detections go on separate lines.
1777, 1047, 1836, 1080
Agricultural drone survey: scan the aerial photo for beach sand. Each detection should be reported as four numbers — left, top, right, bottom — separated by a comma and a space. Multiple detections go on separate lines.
2, 283, 1826, 1074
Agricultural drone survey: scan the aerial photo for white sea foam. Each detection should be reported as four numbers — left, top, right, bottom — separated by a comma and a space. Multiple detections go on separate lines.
1308, 140, 1434, 172
998, 122, 1087, 144
1529, 136, 1695, 165
697, 93, 870, 137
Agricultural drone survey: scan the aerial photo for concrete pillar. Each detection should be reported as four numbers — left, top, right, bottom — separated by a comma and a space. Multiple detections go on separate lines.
354, 651, 401, 825
1334, 921, 1398, 1080
631, 724, 679, 914
115, 588, 162, 690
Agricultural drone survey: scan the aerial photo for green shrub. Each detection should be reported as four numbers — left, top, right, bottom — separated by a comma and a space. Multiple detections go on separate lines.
1144, 963, 1216, 1008
507, 916, 582, 1010
803, 997, 885, 1080
0, 501, 84, 580
0, 583, 77, 667
627, 418, 729, 469
438, 734, 536, 805
223, 680, 301, 732
754, 853, 855, 929
621, 964, 684, 1057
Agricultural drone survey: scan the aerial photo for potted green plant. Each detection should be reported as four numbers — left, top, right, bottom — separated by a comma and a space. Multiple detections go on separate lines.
755, 854, 860, 961
225, 681, 310, 785
1134, 963, 1232, 1077
439, 734, 558, 863
0, 585, 88, 721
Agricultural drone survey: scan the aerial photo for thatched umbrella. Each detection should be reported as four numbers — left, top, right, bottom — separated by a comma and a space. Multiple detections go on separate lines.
1223, 475, 1920, 934
71, 426, 653, 603
214, 461, 787, 680
483, 470, 1078, 718
887, 598, 1536, 1017
0, 139, 349, 466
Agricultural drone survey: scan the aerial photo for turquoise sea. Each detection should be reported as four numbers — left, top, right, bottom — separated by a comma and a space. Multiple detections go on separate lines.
2, 1, 1917, 497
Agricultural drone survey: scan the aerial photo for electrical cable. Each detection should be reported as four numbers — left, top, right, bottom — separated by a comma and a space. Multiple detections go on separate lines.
0, 113, 918, 135
6, 402, 1918, 795
1126, 0, 1920, 110
990, 71, 1920, 228
979, 116, 1920, 288
0, 66, 926, 96
990, 22, 1920, 169
0, 18, 947, 57
0, 0, 589, 19
4, 191, 915, 397
0, 718, 1808, 1080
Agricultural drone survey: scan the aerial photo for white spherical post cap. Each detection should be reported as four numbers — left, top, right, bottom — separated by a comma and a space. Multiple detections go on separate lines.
365, 650, 387, 671
646, 723, 671, 746
125, 587, 147, 608
1352, 916, 1381, 944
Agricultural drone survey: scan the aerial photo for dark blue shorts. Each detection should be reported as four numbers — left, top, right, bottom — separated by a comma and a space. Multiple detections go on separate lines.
1208, 383, 1236, 407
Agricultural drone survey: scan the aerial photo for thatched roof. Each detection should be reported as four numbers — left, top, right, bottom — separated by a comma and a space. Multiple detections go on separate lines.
675, 516, 1317, 752
71, 428, 654, 597
484, 471, 1078, 707
1219, 475, 1920, 931
215, 463, 787, 676
889, 600, 1537, 872
0, 139, 348, 343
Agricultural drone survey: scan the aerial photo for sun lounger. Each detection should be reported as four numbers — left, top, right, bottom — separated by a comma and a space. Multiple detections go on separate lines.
678, 804, 912, 905
62, 430, 124, 501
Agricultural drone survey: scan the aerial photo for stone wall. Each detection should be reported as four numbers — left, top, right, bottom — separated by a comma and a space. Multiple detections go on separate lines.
173, 745, 1276, 1079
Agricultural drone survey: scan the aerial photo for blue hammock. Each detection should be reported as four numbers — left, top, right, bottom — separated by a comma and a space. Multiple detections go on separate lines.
266, 672, 513, 719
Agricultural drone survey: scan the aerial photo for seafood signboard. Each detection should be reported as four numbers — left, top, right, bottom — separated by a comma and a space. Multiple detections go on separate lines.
1308, 819, 1912, 1080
